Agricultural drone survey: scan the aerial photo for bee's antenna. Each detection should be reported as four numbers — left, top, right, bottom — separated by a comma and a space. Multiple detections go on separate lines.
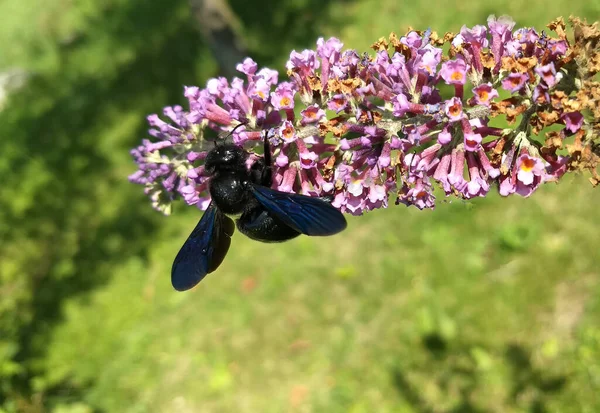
208, 122, 249, 148
222, 122, 248, 142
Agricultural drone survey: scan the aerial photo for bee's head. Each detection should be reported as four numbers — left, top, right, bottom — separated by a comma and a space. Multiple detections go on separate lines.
205, 144, 247, 173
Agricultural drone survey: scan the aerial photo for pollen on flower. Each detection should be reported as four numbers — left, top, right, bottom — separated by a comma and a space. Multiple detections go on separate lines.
280, 122, 296, 142
451, 71, 465, 82
449, 104, 461, 116
445, 97, 464, 121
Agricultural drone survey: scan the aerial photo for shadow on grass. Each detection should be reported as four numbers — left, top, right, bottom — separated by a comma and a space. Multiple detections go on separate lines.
391, 334, 567, 413
3, 0, 204, 405
2, 0, 354, 408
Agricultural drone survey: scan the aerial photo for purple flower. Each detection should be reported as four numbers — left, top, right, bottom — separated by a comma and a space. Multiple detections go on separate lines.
317, 37, 343, 60
401, 31, 425, 48
248, 77, 271, 101
464, 132, 483, 152
236, 58, 258, 76
257, 67, 279, 86
438, 126, 452, 145
366, 182, 388, 210
180, 184, 201, 205
501, 73, 528, 93
515, 154, 545, 197
416, 45, 443, 75
397, 177, 436, 210
464, 152, 490, 197
477, 147, 500, 179
488, 15, 516, 71
328, 94, 350, 113
498, 173, 517, 196
535, 63, 560, 88
287, 49, 319, 72
295, 138, 319, 169
472, 83, 499, 106
300, 104, 326, 125
440, 59, 468, 85
316, 37, 343, 90
547, 39, 568, 57
448, 147, 467, 192
487, 15, 515, 37
433, 152, 452, 194
393, 93, 411, 117
444, 97, 464, 122
562, 111, 584, 133
270, 82, 296, 111
279, 120, 297, 143
456, 24, 489, 48
275, 148, 289, 167
533, 84, 550, 104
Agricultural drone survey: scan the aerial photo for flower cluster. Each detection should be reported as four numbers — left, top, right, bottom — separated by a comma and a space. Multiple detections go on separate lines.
130, 16, 600, 215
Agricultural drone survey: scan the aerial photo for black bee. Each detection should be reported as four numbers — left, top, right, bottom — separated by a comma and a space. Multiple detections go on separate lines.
171, 130, 347, 291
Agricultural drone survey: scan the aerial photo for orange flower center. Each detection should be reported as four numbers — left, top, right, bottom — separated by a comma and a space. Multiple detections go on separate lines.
301, 157, 313, 166
520, 157, 536, 172
451, 71, 464, 82
465, 138, 478, 149
331, 98, 344, 107
280, 97, 291, 107
282, 125, 295, 140
477, 90, 489, 101
509, 77, 521, 87
449, 103, 461, 117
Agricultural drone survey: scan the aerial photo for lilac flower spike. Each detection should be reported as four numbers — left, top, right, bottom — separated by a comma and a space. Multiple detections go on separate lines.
130, 16, 600, 215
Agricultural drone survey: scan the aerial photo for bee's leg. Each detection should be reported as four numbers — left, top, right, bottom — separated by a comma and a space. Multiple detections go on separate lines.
260, 131, 273, 186
250, 158, 265, 185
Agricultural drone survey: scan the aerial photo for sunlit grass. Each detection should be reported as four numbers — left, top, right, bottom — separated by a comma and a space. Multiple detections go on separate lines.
2, 0, 600, 411
43, 178, 600, 412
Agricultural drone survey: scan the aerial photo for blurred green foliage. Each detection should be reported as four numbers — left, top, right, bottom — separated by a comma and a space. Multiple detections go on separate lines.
0, 0, 599, 411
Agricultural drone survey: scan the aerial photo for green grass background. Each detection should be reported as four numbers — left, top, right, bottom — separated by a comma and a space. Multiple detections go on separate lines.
1, 0, 599, 412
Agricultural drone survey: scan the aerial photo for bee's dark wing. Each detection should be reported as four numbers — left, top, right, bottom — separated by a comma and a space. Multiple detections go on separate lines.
171, 202, 235, 291
251, 185, 347, 236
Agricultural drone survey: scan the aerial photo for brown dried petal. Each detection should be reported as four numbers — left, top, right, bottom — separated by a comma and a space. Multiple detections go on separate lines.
371, 37, 389, 52
501, 56, 539, 73
547, 17, 568, 40
544, 130, 564, 150
319, 117, 348, 138
481, 52, 495, 69
430, 31, 455, 46
307, 76, 322, 92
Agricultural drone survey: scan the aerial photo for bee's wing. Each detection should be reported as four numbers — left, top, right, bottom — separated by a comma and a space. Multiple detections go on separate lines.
251, 185, 347, 236
171, 202, 235, 291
